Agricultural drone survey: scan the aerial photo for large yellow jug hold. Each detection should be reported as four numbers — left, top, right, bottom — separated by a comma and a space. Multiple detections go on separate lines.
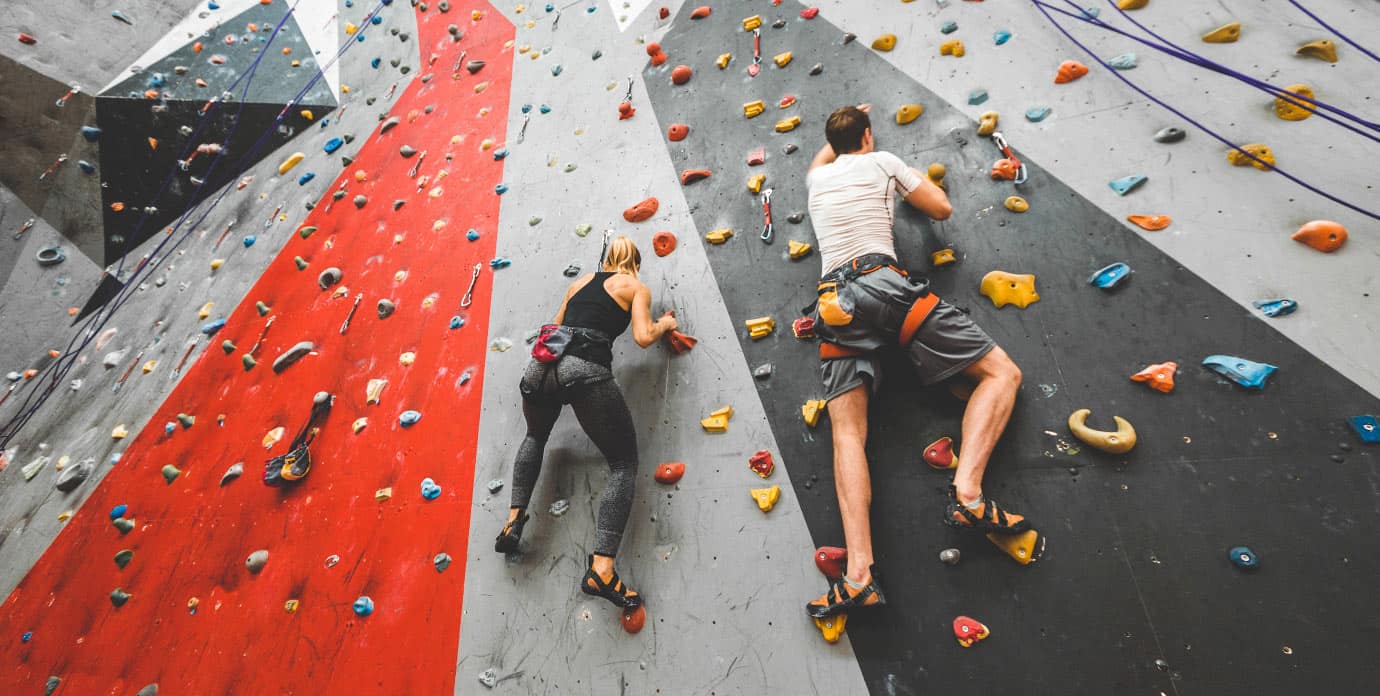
896, 104, 924, 125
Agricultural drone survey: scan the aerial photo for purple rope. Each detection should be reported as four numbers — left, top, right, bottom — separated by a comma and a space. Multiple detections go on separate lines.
1029, 0, 1380, 222
1289, 0, 1380, 63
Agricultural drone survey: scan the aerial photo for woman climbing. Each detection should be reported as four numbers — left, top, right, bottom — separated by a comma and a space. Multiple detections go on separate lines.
495, 236, 677, 613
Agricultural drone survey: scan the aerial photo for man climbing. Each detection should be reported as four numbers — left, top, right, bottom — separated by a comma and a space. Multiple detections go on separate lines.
804, 105, 1028, 619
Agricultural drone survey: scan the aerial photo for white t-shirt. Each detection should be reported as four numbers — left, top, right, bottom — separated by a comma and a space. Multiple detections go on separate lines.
806, 151, 924, 276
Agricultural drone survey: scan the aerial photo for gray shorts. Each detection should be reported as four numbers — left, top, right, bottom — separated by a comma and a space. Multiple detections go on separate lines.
816, 266, 995, 401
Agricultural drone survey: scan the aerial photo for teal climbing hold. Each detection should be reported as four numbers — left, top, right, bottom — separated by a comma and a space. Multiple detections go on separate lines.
1088, 262, 1132, 289
1025, 107, 1051, 122
1082, 7, 1100, 18
994, 30, 1012, 45
968, 89, 989, 105
941, 21, 958, 34
1202, 355, 1277, 389
1108, 175, 1147, 196
353, 596, 375, 616
1252, 298, 1297, 317
1107, 53, 1138, 70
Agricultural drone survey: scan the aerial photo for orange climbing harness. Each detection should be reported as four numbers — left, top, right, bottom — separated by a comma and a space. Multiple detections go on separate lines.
812, 254, 941, 360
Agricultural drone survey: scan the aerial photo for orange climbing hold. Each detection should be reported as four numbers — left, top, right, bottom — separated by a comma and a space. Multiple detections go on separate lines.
990, 158, 1020, 180
646, 42, 667, 66
665, 329, 697, 354
671, 64, 692, 85
1130, 361, 1178, 393
653, 231, 677, 256
654, 462, 686, 484
749, 450, 775, 478
923, 436, 959, 470
667, 123, 689, 141
690, 6, 711, 19
1054, 60, 1089, 83
623, 197, 659, 223
680, 169, 712, 185
618, 101, 635, 120
1127, 215, 1172, 231
622, 605, 646, 634
1292, 220, 1347, 253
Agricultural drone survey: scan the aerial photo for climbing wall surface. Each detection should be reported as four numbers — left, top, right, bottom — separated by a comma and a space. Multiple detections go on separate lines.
0, 0, 511, 692
645, 3, 1378, 693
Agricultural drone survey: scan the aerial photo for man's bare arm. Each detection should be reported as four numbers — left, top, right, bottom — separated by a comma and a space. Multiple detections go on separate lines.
808, 143, 837, 172
903, 170, 953, 220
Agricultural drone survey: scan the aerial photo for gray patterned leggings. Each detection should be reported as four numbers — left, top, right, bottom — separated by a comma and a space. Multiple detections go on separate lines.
510, 356, 639, 557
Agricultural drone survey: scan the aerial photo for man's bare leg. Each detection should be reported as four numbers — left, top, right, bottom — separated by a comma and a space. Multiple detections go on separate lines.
953, 346, 1022, 504
829, 384, 873, 584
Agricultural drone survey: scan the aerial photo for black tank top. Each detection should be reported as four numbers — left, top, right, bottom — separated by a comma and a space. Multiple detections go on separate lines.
564, 272, 632, 338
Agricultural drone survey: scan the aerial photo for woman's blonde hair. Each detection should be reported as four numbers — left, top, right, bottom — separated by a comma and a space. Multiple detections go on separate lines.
602, 236, 642, 278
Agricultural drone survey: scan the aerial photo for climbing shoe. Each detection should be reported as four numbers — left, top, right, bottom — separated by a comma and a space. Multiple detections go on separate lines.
805, 569, 886, 619
580, 554, 642, 609
494, 510, 529, 553
944, 485, 1030, 534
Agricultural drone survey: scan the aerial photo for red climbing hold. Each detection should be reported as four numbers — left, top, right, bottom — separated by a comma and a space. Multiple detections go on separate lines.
990, 158, 1020, 180
1130, 362, 1177, 393
623, 197, 659, 222
1054, 60, 1089, 84
659, 7, 670, 20
792, 316, 816, 339
779, 94, 797, 109
747, 147, 766, 166
690, 6, 711, 19
618, 101, 635, 120
1291, 220, 1347, 253
801, 7, 820, 19
953, 616, 991, 647
665, 329, 697, 354
646, 42, 667, 66
653, 231, 677, 256
654, 461, 686, 484
18, 33, 38, 45
749, 450, 775, 478
923, 436, 958, 470
814, 546, 847, 580
680, 169, 712, 185
671, 64, 693, 85
622, 605, 647, 634
667, 123, 689, 141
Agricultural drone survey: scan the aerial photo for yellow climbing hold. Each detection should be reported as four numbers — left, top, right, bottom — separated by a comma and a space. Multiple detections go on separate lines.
1004, 196, 1029, 213
263, 426, 286, 448
1274, 84, 1316, 121
940, 40, 965, 57
1226, 143, 1275, 170
705, 228, 733, 244
1068, 409, 1138, 454
980, 271, 1040, 309
977, 111, 999, 136
112, 424, 128, 440
927, 163, 947, 189
743, 15, 762, 31
815, 614, 847, 643
801, 399, 826, 428
931, 248, 957, 267
299, 109, 313, 121
1117, 0, 1148, 9
744, 100, 766, 118
773, 51, 793, 68
717, 52, 732, 69
871, 34, 896, 52
345, 22, 358, 35
746, 316, 776, 339
210, 258, 224, 270
775, 116, 801, 133
1202, 22, 1241, 43
748, 173, 766, 193
896, 104, 923, 125
277, 152, 305, 175
1296, 39, 1337, 63
140, 360, 157, 374
701, 405, 734, 433
788, 240, 813, 260
198, 302, 214, 319
751, 485, 781, 512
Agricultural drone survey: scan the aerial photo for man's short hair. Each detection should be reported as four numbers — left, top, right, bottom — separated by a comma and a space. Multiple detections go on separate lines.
825, 106, 871, 154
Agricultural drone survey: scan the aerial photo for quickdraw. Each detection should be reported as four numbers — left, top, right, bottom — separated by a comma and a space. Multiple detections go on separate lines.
339, 294, 362, 334
759, 187, 775, 243
989, 132, 1028, 184
749, 28, 762, 76
460, 262, 482, 308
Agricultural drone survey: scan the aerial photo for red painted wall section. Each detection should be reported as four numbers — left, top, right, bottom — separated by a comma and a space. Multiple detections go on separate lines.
0, 3, 513, 693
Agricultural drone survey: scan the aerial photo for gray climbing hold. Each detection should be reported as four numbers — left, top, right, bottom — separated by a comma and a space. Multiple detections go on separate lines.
220, 462, 243, 486
246, 549, 269, 573
549, 499, 570, 516
844, 33, 857, 44
36, 246, 66, 266
466, 60, 485, 74
318, 267, 342, 289
809, 63, 823, 76
592, 49, 603, 60
378, 299, 396, 319
161, 464, 181, 484
222, 340, 236, 354
242, 354, 257, 370
941, 21, 958, 34
353, 194, 368, 208
939, 548, 961, 565
787, 212, 805, 224
563, 263, 581, 277
1153, 126, 1186, 143
380, 116, 401, 134
103, 348, 128, 369
113, 518, 135, 533
564, 163, 577, 173
109, 588, 131, 607
433, 552, 452, 572
551, 64, 563, 76
438, 1, 450, 12
528, 216, 542, 226
478, 668, 498, 688
45, 676, 60, 695
400, 145, 417, 158
1107, 53, 1137, 70
487, 479, 504, 494
272, 341, 315, 374
753, 363, 773, 379
136, 684, 158, 696
54, 458, 94, 492
114, 549, 134, 569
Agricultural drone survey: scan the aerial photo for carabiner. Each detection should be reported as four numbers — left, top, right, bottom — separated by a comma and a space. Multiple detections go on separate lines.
460, 263, 482, 308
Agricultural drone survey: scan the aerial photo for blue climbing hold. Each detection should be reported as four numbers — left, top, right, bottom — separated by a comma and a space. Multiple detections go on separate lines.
298, 172, 315, 185
449, 316, 465, 330
586, 5, 596, 12
371, 57, 381, 69
1025, 107, 1051, 122
111, 504, 127, 519
1108, 175, 1147, 196
493, 148, 508, 161
521, 104, 532, 114
1202, 355, 1278, 389
489, 257, 512, 269
551, 64, 563, 77
201, 319, 226, 336
968, 89, 989, 105
1228, 546, 1258, 570
148, 73, 166, 88
165, 422, 176, 435
1082, 7, 1101, 19
400, 410, 422, 427
545, 3, 555, 11
381, 0, 392, 5
1088, 262, 1132, 289
941, 21, 958, 34
353, 596, 374, 616
420, 477, 442, 500
77, 160, 96, 174
243, 235, 257, 248
466, 229, 480, 241
80, 126, 102, 142
356, 34, 365, 42
1252, 298, 1297, 318
208, 2, 219, 9
1349, 415, 1379, 444
495, 183, 509, 195
1107, 53, 1138, 70
324, 137, 343, 154
994, 30, 1012, 45
22, 632, 32, 642
539, 104, 552, 114
370, 15, 382, 25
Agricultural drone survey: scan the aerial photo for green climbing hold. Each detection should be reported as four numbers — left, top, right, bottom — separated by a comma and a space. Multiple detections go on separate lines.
221, 340, 236, 354
161, 464, 181, 484
242, 354, 257, 370
110, 589, 132, 607
575, 223, 592, 237
113, 518, 135, 533
298, 226, 317, 239
114, 549, 134, 569
176, 413, 194, 429
294, 256, 308, 270
255, 301, 270, 316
